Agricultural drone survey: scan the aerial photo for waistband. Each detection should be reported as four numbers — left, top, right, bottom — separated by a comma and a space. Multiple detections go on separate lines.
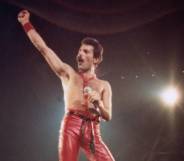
67, 110, 100, 123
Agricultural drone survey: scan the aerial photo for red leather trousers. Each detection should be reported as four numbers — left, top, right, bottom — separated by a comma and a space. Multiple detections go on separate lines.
58, 112, 115, 161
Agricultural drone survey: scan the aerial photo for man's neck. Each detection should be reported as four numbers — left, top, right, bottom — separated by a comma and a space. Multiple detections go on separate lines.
78, 68, 96, 80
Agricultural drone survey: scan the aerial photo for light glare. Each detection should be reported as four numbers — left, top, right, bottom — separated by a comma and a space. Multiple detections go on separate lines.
161, 87, 179, 106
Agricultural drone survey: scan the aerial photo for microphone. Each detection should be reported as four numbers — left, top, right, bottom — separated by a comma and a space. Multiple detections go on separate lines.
83, 86, 99, 106
83, 86, 93, 95
83, 86, 101, 116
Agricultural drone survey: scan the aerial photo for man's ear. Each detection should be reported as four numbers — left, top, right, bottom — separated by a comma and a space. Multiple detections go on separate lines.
93, 57, 100, 66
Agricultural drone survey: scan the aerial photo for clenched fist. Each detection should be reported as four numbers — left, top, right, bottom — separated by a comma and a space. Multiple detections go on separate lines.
18, 10, 30, 25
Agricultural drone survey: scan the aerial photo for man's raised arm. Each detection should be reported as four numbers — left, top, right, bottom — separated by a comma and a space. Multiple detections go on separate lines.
17, 10, 73, 79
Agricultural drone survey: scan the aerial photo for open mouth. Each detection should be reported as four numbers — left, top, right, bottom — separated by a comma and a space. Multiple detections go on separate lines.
77, 57, 84, 64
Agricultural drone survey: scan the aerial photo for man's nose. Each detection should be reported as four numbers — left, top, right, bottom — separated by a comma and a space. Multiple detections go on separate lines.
77, 53, 82, 59
78, 51, 84, 57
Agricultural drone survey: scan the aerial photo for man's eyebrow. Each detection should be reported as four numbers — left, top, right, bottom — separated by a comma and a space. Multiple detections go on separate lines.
84, 49, 89, 53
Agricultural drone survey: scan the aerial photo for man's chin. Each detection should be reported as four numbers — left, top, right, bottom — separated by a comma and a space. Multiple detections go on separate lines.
78, 67, 85, 72
77, 64, 83, 70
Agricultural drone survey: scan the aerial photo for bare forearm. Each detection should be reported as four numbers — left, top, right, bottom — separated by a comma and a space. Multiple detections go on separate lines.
98, 100, 112, 121
26, 27, 48, 54
23, 24, 66, 76
18, 11, 47, 53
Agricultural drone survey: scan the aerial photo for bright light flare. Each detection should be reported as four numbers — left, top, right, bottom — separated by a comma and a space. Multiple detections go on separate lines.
160, 86, 180, 106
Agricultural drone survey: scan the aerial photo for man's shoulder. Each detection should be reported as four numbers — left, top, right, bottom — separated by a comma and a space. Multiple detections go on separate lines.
97, 78, 111, 88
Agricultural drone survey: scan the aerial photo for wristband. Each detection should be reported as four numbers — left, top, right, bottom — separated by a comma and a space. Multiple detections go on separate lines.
23, 22, 34, 33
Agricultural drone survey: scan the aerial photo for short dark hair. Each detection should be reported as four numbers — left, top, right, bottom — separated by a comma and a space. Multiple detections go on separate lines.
81, 37, 103, 65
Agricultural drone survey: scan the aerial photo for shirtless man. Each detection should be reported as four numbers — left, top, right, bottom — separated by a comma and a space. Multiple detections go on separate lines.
18, 10, 115, 161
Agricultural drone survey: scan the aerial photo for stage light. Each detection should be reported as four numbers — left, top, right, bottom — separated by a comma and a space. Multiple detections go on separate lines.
160, 86, 180, 107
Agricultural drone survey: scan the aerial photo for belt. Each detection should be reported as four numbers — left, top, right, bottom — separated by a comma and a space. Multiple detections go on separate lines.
67, 111, 100, 153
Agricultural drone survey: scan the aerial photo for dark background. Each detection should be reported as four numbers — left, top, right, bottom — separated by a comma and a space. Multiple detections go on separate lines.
0, 0, 184, 161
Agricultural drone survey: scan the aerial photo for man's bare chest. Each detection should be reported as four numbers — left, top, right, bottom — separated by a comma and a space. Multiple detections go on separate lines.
67, 76, 104, 95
